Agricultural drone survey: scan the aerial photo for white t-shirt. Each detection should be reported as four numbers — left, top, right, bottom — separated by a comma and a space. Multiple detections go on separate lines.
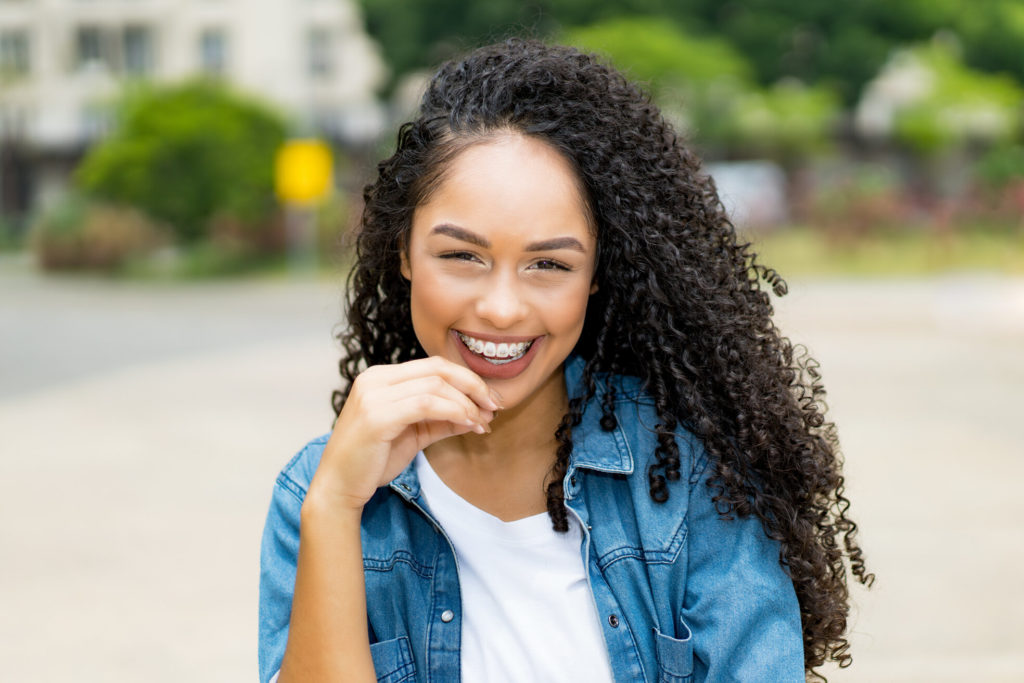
415, 451, 614, 683
269, 454, 615, 683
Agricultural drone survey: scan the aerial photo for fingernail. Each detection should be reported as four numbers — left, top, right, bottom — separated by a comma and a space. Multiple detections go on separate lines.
489, 389, 504, 410
474, 423, 487, 435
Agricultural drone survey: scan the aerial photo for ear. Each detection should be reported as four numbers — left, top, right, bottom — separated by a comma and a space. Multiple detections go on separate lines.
589, 278, 598, 295
400, 248, 411, 281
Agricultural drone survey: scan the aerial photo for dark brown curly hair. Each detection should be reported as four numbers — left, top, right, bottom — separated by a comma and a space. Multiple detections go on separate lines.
332, 38, 872, 679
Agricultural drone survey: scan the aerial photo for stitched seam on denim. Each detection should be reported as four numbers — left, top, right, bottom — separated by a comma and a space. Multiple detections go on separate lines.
275, 473, 307, 504
644, 524, 688, 565
425, 538, 440, 680
389, 668, 415, 683
611, 387, 642, 401
276, 435, 330, 502
363, 552, 433, 579
687, 447, 712, 487
596, 540, 688, 568
591, 371, 643, 401
281, 435, 329, 476
654, 627, 693, 679
375, 637, 415, 682
620, 611, 649, 682
613, 390, 649, 404
611, 420, 633, 471
596, 545, 643, 570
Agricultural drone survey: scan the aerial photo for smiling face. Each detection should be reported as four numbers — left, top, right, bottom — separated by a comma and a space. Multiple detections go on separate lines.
401, 133, 598, 411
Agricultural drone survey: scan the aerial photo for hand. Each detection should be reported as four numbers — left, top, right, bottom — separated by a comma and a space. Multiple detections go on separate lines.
307, 356, 502, 511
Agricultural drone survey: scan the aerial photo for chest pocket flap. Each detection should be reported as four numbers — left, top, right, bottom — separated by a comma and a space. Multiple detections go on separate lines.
654, 625, 693, 683
370, 635, 416, 683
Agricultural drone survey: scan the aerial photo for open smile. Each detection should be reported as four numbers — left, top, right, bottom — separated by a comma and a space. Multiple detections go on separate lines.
451, 330, 544, 379
456, 332, 534, 364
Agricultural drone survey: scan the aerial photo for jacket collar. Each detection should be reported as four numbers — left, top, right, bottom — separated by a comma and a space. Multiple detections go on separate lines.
563, 354, 634, 475
389, 354, 634, 501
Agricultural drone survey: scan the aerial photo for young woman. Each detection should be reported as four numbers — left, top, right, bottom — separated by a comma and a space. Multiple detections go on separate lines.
259, 39, 872, 682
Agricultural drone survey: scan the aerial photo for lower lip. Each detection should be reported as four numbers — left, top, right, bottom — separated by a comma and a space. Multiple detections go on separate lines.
452, 330, 543, 380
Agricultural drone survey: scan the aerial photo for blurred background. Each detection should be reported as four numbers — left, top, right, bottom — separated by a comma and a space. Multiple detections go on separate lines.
0, 1, 1021, 681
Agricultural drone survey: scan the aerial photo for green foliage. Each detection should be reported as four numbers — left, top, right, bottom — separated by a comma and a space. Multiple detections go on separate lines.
976, 144, 1024, 188
566, 17, 839, 160
728, 80, 840, 160
126, 241, 287, 280
75, 80, 287, 243
359, 0, 1024, 108
29, 193, 170, 271
956, 0, 1024, 94
565, 17, 752, 88
891, 41, 1024, 154
0, 217, 24, 251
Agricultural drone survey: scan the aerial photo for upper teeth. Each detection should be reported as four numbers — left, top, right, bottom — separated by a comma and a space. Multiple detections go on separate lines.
457, 333, 532, 359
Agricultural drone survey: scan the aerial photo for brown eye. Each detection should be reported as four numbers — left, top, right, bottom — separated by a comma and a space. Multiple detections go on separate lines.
532, 259, 570, 271
440, 251, 480, 263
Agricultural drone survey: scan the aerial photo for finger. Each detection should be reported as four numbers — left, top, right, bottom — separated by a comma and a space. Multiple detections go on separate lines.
414, 419, 477, 451
384, 375, 494, 425
367, 357, 502, 411
378, 394, 490, 440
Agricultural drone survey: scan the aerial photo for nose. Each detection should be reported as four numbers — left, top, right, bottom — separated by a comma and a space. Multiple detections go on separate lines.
474, 269, 529, 329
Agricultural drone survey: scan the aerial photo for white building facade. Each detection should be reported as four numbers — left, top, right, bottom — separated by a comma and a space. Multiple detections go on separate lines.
0, 0, 386, 217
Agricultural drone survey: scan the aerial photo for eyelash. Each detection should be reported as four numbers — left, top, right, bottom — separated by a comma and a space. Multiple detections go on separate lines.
532, 259, 571, 271
438, 252, 571, 272
439, 251, 479, 262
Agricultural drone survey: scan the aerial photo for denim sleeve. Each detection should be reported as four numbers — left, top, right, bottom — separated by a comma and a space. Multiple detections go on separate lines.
680, 455, 804, 682
258, 471, 305, 683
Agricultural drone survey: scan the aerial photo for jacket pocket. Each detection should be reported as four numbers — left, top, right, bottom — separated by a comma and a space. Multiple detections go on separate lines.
654, 623, 693, 683
370, 635, 416, 683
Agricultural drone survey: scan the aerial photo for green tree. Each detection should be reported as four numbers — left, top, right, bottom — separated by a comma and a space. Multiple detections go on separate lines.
887, 41, 1024, 155
564, 16, 752, 88
76, 80, 287, 242
565, 17, 839, 161
359, 0, 1024, 105
360, 0, 554, 91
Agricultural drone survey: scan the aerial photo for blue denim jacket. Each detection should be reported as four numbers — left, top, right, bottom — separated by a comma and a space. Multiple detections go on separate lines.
259, 356, 804, 682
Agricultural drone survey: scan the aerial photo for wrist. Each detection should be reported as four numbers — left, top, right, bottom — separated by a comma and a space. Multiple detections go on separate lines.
301, 483, 367, 522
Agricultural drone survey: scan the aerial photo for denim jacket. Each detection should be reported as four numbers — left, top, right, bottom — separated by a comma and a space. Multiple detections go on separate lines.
259, 355, 804, 682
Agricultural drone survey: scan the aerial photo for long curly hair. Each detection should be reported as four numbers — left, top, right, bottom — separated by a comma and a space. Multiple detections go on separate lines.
332, 38, 872, 679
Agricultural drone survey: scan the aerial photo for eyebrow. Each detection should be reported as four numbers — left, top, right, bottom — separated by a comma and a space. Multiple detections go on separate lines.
428, 223, 586, 253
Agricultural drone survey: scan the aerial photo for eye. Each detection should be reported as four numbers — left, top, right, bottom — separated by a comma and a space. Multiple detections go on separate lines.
530, 259, 571, 271
439, 251, 481, 263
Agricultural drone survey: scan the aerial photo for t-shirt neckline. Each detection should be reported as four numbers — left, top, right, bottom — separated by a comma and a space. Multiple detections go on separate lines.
413, 451, 561, 545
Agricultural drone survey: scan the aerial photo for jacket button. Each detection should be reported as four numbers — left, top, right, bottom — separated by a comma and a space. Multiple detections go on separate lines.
608, 614, 619, 628
441, 610, 454, 623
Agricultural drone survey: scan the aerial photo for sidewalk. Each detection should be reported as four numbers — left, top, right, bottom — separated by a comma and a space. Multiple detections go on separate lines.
2, 261, 1022, 681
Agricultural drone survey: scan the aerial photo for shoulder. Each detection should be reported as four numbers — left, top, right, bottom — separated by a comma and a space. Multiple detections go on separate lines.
271, 433, 331, 504
583, 368, 711, 483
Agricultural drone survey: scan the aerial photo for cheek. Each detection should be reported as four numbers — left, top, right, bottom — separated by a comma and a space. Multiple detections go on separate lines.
407, 266, 460, 345
544, 279, 593, 335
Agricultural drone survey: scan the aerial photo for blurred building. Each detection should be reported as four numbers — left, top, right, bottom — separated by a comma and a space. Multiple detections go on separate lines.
0, 0, 385, 220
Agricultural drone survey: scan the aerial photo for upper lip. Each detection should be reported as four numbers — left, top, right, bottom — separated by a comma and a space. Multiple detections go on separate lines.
453, 329, 541, 343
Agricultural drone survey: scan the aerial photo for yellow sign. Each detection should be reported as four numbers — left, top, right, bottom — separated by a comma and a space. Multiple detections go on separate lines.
275, 139, 333, 205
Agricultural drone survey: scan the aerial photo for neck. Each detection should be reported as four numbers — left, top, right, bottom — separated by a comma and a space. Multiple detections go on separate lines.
425, 365, 568, 476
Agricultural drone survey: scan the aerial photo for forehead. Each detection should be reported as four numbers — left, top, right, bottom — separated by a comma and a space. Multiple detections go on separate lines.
411, 134, 595, 243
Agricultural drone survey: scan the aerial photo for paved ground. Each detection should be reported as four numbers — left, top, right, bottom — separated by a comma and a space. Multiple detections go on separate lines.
2, 252, 1022, 682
